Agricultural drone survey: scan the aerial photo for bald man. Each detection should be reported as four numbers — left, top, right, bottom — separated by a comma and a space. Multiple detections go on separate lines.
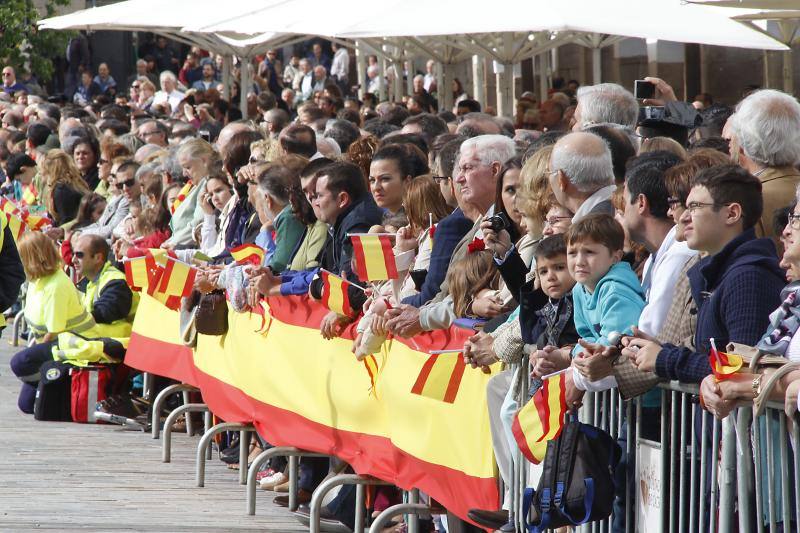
548, 131, 617, 222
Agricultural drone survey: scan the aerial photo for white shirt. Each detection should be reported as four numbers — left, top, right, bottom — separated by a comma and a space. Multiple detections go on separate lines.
637, 226, 697, 337
331, 48, 349, 80
572, 184, 617, 223
423, 73, 436, 93
152, 89, 185, 113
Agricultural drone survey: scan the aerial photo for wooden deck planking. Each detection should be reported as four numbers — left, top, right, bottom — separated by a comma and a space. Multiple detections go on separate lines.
0, 340, 306, 532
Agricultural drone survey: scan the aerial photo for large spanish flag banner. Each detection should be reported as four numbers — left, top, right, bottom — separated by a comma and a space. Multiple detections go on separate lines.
127, 294, 499, 524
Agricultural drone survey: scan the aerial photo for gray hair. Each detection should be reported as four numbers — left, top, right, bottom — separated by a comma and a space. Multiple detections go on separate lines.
551, 132, 614, 193
160, 146, 183, 181
731, 89, 800, 167
459, 134, 516, 168
135, 161, 159, 181
576, 83, 638, 129
323, 118, 360, 152
159, 70, 177, 85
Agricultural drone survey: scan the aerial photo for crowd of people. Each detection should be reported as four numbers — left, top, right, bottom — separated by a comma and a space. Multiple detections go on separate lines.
2, 36, 800, 532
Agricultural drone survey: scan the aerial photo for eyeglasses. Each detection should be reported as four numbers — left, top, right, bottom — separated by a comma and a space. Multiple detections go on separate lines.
73, 251, 85, 259
98, 158, 109, 165
2, 73, 12, 77
131, 84, 140, 89
788, 213, 800, 230
116, 178, 136, 189
544, 216, 571, 227
685, 201, 730, 214
431, 175, 449, 183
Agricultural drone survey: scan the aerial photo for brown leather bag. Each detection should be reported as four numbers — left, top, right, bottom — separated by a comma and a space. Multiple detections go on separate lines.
195, 289, 228, 336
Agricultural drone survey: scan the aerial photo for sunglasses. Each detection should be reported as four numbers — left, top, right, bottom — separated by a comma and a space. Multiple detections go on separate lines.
116, 178, 136, 189
73, 251, 85, 259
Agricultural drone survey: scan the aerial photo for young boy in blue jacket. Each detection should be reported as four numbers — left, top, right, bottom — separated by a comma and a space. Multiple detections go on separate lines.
566, 214, 646, 391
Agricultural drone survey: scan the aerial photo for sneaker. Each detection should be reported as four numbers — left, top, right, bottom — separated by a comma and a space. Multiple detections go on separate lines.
256, 468, 276, 482
260, 471, 288, 490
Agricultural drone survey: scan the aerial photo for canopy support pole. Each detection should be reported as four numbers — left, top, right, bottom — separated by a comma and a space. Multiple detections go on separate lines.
406, 57, 415, 97
592, 47, 602, 84
443, 62, 455, 112
356, 41, 367, 100
240, 56, 251, 117
496, 62, 513, 118
472, 55, 485, 109
379, 49, 388, 102
538, 52, 549, 103
435, 61, 444, 111
393, 59, 404, 102
222, 55, 232, 101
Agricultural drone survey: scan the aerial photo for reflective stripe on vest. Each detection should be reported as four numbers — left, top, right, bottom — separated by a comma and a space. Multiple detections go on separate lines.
82, 262, 137, 340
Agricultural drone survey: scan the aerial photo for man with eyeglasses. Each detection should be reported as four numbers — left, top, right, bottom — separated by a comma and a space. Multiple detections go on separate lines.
623, 164, 785, 385
80, 160, 133, 241
137, 119, 168, 147
1, 67, 27, 95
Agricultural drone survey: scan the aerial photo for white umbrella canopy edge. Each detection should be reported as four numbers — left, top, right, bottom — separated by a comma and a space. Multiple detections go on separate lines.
185, 0, 787, 50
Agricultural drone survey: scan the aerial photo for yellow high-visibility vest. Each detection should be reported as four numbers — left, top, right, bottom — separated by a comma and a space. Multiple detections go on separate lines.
81, 262, 139, 340
25, 269, 98, 341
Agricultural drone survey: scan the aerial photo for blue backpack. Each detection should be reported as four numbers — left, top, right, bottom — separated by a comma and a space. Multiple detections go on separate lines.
523, 415, 621, 532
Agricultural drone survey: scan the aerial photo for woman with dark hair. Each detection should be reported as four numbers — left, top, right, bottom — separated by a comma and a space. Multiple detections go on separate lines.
494, 154, 524, 245
69, 135, 100, 190
452, 78, 468, 105
368, 143, 429, 216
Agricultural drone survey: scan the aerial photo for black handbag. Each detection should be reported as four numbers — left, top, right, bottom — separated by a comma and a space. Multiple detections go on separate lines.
194, 289, 228, 336
33, 360, 73, 421
523, 414, 621, 532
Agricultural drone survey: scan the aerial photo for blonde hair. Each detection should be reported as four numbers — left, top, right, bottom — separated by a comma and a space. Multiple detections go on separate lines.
41, 149, 90, 218
176, 138, 222, 176
446, 250, 500, 318
517, 145, 554, 230
17, 231, 62, 280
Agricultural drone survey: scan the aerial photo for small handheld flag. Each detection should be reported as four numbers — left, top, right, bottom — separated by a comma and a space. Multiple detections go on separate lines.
410, 351, 467, 403
230, 243, 266, 266
21, 184, 37, 207
708, 338, 743, 381
123, 254, 159, 292
171, 180, 193, 215
145, 256, 197, 310
511, 369, 569, 464
5, 214, 25, 241
319, 270, 357, 317
350, 234, 398, 281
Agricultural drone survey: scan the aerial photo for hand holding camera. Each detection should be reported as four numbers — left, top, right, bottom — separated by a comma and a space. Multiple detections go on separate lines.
480, 212, 512, 260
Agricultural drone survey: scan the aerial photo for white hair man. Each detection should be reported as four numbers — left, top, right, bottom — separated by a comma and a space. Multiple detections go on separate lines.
152, 70, 184, 114
572, 83, 638, 132
729, 89, 800, 246
385, 134, 517, 336
549, 131, 616, 221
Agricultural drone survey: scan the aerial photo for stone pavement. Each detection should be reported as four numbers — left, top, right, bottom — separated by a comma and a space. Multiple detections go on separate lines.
0, 337, 305, 532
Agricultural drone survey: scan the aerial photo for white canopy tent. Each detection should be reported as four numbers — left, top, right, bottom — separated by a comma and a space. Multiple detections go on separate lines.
38, 0, 305, 112
186, 0, 786, 114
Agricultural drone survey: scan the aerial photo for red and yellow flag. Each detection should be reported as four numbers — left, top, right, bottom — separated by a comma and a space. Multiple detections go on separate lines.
230, 243, 266, 266
146, 257, 196, 310
363, 353, 381, 394
124, 254, 159, 292
320, 270, 355, 317
170, 180, 193, 214
511, 371, 568, 464
709, 339, 743, 381
410, 352, 466, 403
351, 234, 398, 281
0, 196, 20, 217
21, 184, 37, 207
6, 213, 25, 241
21, 212, 51, 231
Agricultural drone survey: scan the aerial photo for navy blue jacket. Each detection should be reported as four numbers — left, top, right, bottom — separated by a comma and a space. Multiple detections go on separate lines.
401, 207, 472, 308
655, 228, 785, 383
309, 195, 384, 311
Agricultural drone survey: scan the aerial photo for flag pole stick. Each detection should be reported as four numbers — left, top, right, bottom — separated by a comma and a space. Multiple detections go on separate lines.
710, 337, 723, 367
429, 349, 463, 355
540, 367, 571, 381
319, 268, 368, 293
